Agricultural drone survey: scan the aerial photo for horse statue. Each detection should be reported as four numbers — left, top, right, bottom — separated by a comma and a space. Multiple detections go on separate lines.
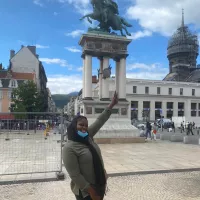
80, 0, 132, 36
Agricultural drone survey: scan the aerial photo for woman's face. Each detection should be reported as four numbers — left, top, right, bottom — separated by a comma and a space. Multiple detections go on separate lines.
77, 118, 88, 133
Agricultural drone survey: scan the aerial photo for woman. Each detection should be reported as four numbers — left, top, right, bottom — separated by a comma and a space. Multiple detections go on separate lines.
63, 92, 118, 200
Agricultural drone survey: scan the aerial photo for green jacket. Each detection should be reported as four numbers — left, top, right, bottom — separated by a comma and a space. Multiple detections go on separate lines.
63, 108, 112, 198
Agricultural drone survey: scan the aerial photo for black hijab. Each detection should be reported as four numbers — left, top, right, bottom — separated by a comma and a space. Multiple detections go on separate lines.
67, 115, 106, 198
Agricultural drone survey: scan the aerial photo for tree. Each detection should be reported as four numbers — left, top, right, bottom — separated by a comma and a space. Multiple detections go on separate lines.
12, 81, 44, 113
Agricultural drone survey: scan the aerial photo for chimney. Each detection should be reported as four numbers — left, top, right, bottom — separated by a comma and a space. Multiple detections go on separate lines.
27, 45, 36, 55
10, 50, 15, 59
21, 45, 24, 49
92, 75, 97, 83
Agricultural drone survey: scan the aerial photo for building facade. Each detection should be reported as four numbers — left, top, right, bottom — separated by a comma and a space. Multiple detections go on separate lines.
69, 77, 200, 125
47, 88, 56, 112
125, 79, 200, 124
0, 68, 36, 113
164, 10, 200, 82
9, 45, 48, 111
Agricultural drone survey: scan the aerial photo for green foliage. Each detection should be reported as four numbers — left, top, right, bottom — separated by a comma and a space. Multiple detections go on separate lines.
12, 81, 44, 113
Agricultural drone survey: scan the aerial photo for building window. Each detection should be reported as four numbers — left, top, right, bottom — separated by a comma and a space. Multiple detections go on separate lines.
167, 102, 173, 109
178, 102, 184, 110
191, 103, 197, 117
145, 87, 149, 94
133, 86, 137, 94
155, 102, 162, 120
157, 87, 161, 95
155, 102, 162, 109
11, 80, 16, 87
180, 88, 183, 95
131, 101, 138, 120
191, 103, 197, 110
168, 88, 172, 95
192, 89, 195, 96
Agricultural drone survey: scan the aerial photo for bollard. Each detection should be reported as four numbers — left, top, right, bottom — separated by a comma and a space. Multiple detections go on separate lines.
5, 120, 10, 141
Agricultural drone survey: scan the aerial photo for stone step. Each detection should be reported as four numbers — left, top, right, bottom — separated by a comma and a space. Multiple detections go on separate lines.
183, 135, 200, 145
170, 134, 185, 142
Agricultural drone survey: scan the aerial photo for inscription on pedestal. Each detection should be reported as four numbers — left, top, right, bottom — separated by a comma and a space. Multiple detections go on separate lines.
121, 108, 127, 115
86, 107, 92, 114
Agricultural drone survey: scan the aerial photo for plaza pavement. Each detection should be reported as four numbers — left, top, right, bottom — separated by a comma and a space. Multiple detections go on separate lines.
1, 129, 200, 183
1, 171, 200, 200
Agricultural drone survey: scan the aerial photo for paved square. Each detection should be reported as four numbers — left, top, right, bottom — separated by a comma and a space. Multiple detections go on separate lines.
0, 130, 61, 177
1, 172, 200, 200
1, 131, 200, 182
101, 141, 200, 174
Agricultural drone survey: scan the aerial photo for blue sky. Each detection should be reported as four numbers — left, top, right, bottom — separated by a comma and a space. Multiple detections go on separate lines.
0, 0, 200, 94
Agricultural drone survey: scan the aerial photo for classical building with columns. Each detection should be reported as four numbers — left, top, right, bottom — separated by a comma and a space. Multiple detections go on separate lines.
70, 77, 200, 126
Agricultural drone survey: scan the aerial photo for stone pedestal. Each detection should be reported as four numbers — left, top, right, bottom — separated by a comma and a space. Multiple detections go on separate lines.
183, 135, 200, 145
160, 132, 174, 140
79, 99, 139, 138
78, 33, 139, 141
170, 134, 184, 142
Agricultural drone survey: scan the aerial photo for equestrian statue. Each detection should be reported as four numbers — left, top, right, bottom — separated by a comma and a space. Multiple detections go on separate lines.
80, 0, 132, 36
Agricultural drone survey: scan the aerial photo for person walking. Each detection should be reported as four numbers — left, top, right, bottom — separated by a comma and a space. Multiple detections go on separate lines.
146, 121, 152, 139
151, 122, 157, 141
63, 92, 118, 200
181, 122, 184, 133
171, 121, 175, 133
187, 122, 194, 135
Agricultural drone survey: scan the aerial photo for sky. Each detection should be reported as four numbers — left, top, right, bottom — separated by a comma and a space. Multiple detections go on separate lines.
0, 0, 200, 94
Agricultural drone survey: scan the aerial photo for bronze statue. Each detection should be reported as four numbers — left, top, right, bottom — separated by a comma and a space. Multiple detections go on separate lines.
80, 0, 132, 36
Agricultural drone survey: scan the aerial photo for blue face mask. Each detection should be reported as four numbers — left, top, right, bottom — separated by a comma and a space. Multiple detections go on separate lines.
77, 131, 88, 138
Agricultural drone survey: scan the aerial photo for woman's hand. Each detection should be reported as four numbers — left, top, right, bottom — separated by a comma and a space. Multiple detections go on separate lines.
108, 91, 118, 109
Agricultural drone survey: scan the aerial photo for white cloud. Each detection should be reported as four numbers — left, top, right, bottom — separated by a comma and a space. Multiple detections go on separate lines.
126, 0, 200, 36
47, 74, 82, 94
65, 30, 85, 38
40, 58, 73, 69
57, 0, 90, 14
33, 0, 43, 7
127, 30, 152, 40
65, 46, 81, 53
77, 67, 83, 71
127, 62, 168, 80
53, 12, 58, 16
35, 44, 49, 49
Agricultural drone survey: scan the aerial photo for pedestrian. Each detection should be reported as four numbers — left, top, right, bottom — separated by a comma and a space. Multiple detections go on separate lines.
181, 122, 184, 133
187, 122, 194, 135
171, 121, 175, 133
193, 122, 195, 129
63, 92, 118, 200
151, 122, 157, 141
146, 121, 152, 139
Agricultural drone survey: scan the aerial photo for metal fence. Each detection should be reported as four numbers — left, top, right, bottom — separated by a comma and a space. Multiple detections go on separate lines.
0, 112, 66, 177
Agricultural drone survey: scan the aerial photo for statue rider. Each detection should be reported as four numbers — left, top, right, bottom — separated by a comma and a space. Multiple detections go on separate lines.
102, 0, 119, 23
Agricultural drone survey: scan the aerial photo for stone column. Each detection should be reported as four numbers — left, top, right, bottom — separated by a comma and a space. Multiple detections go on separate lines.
138, 100, 143, 121
84, 55, 93, 100
101, 57, 110, 101
173, 101, 178, 117
162, 101, 167, 118
82, 56, 85, 98
118, 57, 126, 100
150, 100, 155, 121
115, 60, 120, 94
98, 58, 103, 99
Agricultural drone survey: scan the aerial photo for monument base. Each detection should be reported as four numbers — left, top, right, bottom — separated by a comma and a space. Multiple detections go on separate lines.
79, 99, 140, 142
